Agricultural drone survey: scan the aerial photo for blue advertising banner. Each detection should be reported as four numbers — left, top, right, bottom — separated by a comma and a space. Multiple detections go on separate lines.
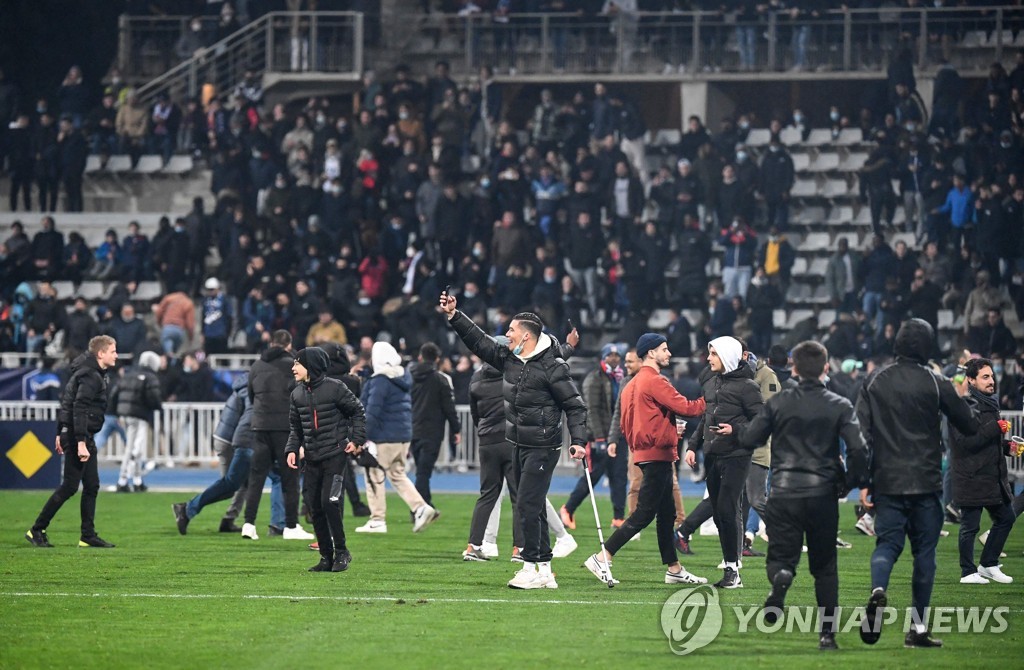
0, 421, 60, 490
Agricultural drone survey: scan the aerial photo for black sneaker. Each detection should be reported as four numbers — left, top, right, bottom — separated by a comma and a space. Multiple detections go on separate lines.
79, 535, 115, 548
742, 537, 765, 557
308, 557, 333, 572
116, 484, 132, 493
26, 529, 53, 548
219, 518, 242, 533
905, 630, 943, 648
134, 482, 148, 493
268, 525, 284, 537
332, 549, 352, 572
675, 529, 694, 555
172, 503, 190, 535
819, 632, 838, 651
860, 588, 887, 645
763, 568, 793, 624
713, 567, 743, 589
352, 502, 371, 517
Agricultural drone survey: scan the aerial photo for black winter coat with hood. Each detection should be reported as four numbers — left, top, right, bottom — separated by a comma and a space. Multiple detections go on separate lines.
286, 347, 367, 463
248, 346, 295, 431
950, 387, 1012, 507
449, 311, 587, 449
58, 352, 109, 443
688, 337, 763, 460
410, 360, 460, 443
856, 318, 979, 496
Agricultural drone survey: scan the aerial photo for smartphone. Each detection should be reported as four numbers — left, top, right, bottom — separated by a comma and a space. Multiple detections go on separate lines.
567, 318, 575, 331
443, 284, 452, 297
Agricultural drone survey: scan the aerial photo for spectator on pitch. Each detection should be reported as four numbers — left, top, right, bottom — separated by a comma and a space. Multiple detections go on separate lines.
27, 336, 119, 549
153, 286, 195, 357
409, 342, 461, 509
951, 357, 1016, 586
356, 341, 438, 534
857, 318, 979, 648
321, 342, 371, 520
173, 372, 255, 535
111, 350, 162, 493
684, 336, 763, 589
561, 343, 629, 530
242, 329, 313, 541
581, 333, 706, 586
719, 340, 870, 651
442, 292, 587, 590
286, 347, 367, 573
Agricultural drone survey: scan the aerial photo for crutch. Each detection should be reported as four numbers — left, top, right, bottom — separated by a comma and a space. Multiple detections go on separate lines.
582, 452, 616, 588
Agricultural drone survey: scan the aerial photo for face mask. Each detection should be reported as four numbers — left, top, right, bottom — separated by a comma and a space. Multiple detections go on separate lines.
738, 121, 749, 130
183, 364, 194, 373
316, 114, 326, 125
480, 178, 490, 188
191, 23, 201, 31
330, 186, 342, 196
994, 364, 1004, 376
794, 114, 804, 124
736, 151, 748, 163
769, 145, 780, 152
463, 290, 477, 299
830, 111, 840, 122
512, 336, 527, 356
358, 297, 371, 306
399, 112, 409, 120
751, 276, 765, 287
1001, 142, 1012, 149
545, 276, 556, 284
472, 247, 483, 258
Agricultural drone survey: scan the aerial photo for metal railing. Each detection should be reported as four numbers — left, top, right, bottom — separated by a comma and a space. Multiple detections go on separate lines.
127, 11, 364, 107
4, 403, 1023, 482
408, 6, 1024, 76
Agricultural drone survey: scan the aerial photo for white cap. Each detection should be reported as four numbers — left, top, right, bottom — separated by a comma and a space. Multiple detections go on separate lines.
204, 277, 220, 290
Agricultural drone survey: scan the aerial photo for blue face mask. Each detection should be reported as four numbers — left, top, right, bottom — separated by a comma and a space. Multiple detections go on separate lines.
512, 336, 527, 356
993, 364, 1004, 377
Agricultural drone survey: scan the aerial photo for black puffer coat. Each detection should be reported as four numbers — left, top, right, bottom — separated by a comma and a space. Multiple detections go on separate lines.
856, 318, 978, 496
449, 311, 587, 449
950, 388, 1012, 507
248, 346, 295, 431
112, 365, 162, 421
58, 353, 108, 442
285, 347, 367, 462
469, 364, 505, 446
689, 363, 763, 459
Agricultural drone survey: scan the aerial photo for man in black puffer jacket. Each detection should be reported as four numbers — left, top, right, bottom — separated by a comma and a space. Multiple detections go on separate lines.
243, 329, 307, 541
409, 342, 461, 508
950, 357, 1015, 585
442, 293, 587, 590
286, 347, 367, 573
856, 318, 979, 648
28, 335, 119, 549
683, 336, 763, 590
321, 342, 371, 519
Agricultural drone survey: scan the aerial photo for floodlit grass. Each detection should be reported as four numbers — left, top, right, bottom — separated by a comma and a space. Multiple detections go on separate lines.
1, 490, 1021, 669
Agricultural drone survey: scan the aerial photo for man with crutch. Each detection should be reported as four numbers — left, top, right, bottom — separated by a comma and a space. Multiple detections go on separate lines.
578, 333, 707, 586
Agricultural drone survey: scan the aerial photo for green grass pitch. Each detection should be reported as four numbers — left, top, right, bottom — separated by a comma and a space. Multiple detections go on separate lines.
1, 490, 1021, 669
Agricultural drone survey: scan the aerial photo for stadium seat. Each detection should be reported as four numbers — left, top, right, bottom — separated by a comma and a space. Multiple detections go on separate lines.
792, 153, 811, 172
891, 231, 914, 248
652, 129, 682, 147
76, 281, 109, 301
681, 309, 704, 328
786, 283, 811, 303
85, 155, 104, 175
809, 286, 831, 305
647, 309, 673, 329
798, 232, 830, 252
163, 155, 195, 175
807, 258, 829, 276
853, 207, 873, 227
779, 128, 802, 146
135, 155, 164, 175
821, 179, 849, 198
937, 309, 954, 330
804, 128, 833, 147
838, 151, 868, 172
773, 309, 788, 330
104, 155, 133, 174
134, 281, 165, 301
789, 257, 809, 277
835, 128, 863, 146
785, 309, 814, 331
817, 308, 836, 329
794, 205, 826, 225
791, 179, 818, 198
959, 30, 987, 48
745, 129, 771, 147
832, 231, 861, 250
51, 281, 75, 299
809, 153, 840, 172
825, 205, 854, 226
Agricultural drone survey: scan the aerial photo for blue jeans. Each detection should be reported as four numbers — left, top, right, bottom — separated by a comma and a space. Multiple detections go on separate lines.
268, 466, 285, 528
862, 290, 884, 332
791, 25, 809, 68
870, 492, 943, 627
161, 324, 187, 356
186, 447, 253, 519
95, 414, 126, 450
735, 26, 756, 69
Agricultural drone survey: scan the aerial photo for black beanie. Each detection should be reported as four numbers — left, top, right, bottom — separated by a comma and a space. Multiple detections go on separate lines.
295, 347, 330, 379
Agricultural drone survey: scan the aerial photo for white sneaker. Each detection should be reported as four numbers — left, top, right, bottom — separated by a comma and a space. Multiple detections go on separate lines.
978, 565, 1014, 584
552, 534, 578, 558
716, 559, 743, 570
628, 531, 641, 542
241, 523, 259, 540
855, 514, 875, 536
507, 566, 539, 589
756, 528, 769, 543
960, 572, 990, 584
533, 572, 559, 589
583, 553, 620, 586
978, 530, 1007, 557
282, 525, 315, 540
355, 520, 387, 534
412, 504, 439, 532
481, 542, 500, 558
665, 568, 707, 585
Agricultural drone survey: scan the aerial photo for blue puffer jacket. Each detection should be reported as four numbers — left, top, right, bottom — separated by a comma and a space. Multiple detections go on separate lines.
361, 369, 413, 443
214, 373, 249, 443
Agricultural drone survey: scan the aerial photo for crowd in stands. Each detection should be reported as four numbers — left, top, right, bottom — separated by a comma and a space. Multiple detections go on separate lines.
2, 13, 1024, 407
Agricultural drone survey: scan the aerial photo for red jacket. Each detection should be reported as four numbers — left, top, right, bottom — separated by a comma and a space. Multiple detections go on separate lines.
621, 366, 705, 463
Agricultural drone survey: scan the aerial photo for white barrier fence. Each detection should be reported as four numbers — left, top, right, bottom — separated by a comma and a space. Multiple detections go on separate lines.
2, 403, 1021, 481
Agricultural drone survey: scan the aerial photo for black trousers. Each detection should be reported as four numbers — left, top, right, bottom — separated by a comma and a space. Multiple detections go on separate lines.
244, 431, 298, 527
514, 446, 561, 563
959, 502, 1016, 576
678, 497, 713, 537
605, 460, 678, 565
342, 457, 363, 510
469, 440, 521, 547
33, 437, 100, 537
9, 173, 32, 211
705, 454, 750, 564
303, 453, 348, 558
565, 443, 628, 519
411, 436, 442, 506
765, 494, 839, 634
